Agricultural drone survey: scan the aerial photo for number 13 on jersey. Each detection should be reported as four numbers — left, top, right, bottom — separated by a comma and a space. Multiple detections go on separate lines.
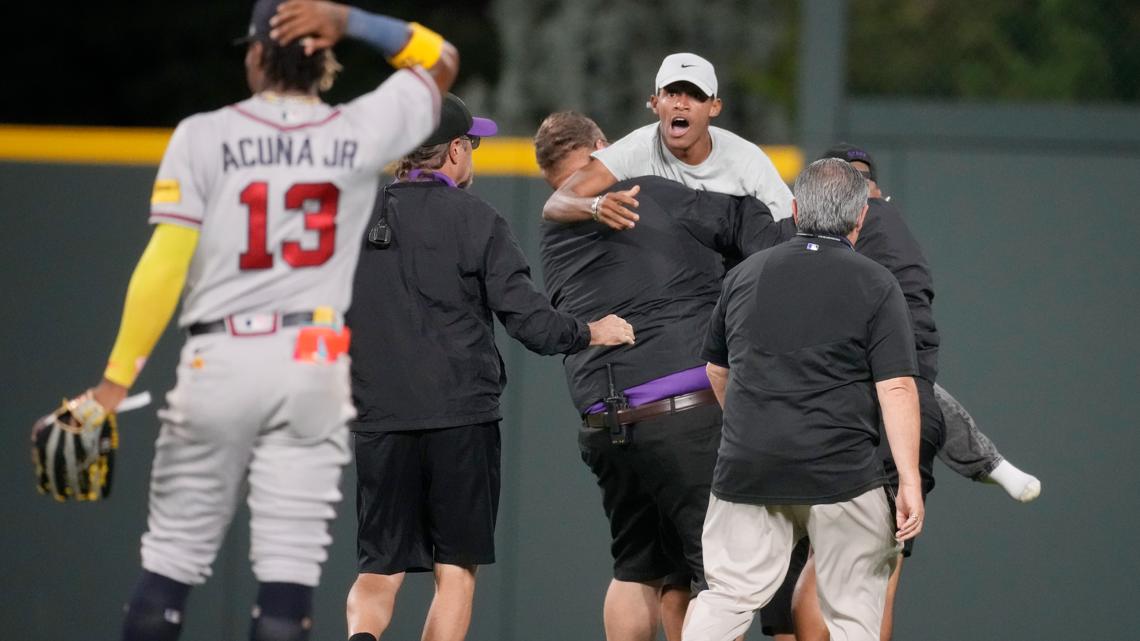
239, 181, 340, 270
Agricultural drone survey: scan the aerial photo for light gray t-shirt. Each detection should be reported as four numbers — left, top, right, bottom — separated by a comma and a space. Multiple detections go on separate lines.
149, 67, 440, 326
592, 123, 793, 221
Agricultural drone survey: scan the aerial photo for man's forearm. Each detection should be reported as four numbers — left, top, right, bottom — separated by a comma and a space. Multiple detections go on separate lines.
542, 158, 626, 225
877, 376, 922, 487
706, 363, 729, 408
542, 185, 594, 223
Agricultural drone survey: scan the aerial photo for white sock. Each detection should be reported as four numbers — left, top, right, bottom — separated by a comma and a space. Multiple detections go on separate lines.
983, 459, 1041, 502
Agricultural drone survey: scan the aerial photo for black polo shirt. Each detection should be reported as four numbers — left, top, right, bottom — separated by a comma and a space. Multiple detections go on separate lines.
348, 181, 591, 432
702, 233, 918, 505
856, 198, 939, 381
541, 176, 795, 412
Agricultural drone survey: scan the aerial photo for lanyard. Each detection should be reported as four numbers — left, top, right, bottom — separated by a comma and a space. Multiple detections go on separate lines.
796, 232, 854, 251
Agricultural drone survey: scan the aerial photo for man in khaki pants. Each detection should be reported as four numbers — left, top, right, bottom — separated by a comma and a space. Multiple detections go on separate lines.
682, 158, 925, 641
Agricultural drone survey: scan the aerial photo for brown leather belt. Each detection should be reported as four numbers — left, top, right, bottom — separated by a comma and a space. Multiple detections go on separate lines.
583, 388, 718, 429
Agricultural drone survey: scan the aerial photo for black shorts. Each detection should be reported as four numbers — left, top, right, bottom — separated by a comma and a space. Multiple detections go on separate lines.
354, 422, 501, 574
578, 403, 722, 592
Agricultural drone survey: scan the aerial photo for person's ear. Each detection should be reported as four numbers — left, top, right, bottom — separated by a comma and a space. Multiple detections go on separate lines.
648, 94, 659, 113
708, 97, 723, 118
867, 179, 883, 199
245, 41, 263, 71
791, 199, 799, 227
594, 138, 608, 151
854, 203, 869, 232
448, 138, 464, 164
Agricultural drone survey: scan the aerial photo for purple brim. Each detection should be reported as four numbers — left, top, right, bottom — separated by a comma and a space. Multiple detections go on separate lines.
469, 116, 498, 137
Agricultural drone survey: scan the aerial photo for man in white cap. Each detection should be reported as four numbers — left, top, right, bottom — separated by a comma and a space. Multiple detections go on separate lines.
542, 52, 793, 230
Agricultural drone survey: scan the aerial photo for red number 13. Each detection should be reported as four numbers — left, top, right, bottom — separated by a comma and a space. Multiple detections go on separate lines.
239, 181, 339, 270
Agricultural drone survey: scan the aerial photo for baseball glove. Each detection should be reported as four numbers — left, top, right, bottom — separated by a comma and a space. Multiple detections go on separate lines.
31, 393, 118, 501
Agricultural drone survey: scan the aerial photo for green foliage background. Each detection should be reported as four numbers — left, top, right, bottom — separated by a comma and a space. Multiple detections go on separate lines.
848, 0, 1140, 102
3, 1, 1137, 136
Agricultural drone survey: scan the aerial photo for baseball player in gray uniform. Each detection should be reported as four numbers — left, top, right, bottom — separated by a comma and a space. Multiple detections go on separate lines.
56, 1, 459, 639
543, 52, 794, 229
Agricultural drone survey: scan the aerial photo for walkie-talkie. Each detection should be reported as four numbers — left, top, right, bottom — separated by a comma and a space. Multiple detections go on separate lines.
368, 188, 396, 249
603, 364, 630, 446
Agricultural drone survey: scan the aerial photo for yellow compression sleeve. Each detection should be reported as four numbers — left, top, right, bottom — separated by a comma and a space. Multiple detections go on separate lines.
103, 223, 198, 387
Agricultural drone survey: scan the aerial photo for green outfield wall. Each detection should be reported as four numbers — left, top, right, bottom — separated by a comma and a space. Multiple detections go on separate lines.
2, 102, 1138, 639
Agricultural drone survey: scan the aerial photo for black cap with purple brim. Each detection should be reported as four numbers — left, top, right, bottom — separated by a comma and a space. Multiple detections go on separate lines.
819, 143, 877, 181
421, 93, 499, 147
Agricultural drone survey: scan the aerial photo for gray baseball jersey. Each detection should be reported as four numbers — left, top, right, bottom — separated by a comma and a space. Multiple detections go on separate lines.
150, 67, 441, 325
136, 67, 441, 588
592, 123, 794, 221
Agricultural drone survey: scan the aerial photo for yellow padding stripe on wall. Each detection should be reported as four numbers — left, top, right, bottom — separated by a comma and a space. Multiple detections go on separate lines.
0, 125, 172, 166
0, 125, 803, 181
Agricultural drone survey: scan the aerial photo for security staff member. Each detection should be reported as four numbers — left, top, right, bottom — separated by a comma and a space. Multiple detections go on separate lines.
778, 146, 1041, 641
539, 158, 794, 641
757, 144, 948, 640
683, 158, 924, 641
345, 94, 634, 641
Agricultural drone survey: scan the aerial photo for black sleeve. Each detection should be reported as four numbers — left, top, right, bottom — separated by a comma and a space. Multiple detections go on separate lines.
667, 184, 738, 254
481, 212, 591, 355
859, 201, 936, 342
657, 182, 793, 264
734, 197, 798, 258
857, 199, 940, 377
867, 277, 919, 382
700, 272, 733, 367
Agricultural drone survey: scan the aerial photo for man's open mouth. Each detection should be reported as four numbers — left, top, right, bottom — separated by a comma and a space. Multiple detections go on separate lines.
669, 117, 690, 137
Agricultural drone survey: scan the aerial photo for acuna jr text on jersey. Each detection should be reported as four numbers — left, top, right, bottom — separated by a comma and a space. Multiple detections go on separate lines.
222, 136, 358, 172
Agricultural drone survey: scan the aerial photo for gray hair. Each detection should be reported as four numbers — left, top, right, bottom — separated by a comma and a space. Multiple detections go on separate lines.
792, 158, 869, 236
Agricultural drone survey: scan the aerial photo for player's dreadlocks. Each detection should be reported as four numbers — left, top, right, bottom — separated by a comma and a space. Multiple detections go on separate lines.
394, 142, 451, 181
261, 41, 342, 93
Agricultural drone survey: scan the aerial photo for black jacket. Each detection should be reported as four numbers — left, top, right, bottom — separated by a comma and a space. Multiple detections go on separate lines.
540, 176, 795, 412
348, 180, 590, 431
856, 198, 940, 381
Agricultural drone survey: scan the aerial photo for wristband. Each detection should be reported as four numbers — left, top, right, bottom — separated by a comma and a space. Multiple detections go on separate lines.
590, 195, 603, 222
344, 8, 412, 58
388, 22, 445, 70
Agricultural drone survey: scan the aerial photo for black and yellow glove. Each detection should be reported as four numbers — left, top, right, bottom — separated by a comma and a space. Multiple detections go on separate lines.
31, 393, 118, 502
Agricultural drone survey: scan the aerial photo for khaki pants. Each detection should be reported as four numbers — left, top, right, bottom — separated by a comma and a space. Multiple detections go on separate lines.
683, 487, 901, 641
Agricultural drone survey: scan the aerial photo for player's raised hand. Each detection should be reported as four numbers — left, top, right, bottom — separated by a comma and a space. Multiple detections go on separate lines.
594, 185, 641, 231
587, 314, 636, 346
270, 0, 350, 55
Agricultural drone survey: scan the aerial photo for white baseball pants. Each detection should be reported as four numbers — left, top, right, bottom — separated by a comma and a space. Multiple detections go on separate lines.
139, 329, 354, 587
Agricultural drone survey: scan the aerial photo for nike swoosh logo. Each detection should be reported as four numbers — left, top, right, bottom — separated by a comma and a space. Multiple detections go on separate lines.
680, 64, 696, 68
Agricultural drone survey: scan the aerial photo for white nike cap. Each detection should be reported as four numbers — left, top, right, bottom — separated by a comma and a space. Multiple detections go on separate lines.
655, 52, 718, 98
